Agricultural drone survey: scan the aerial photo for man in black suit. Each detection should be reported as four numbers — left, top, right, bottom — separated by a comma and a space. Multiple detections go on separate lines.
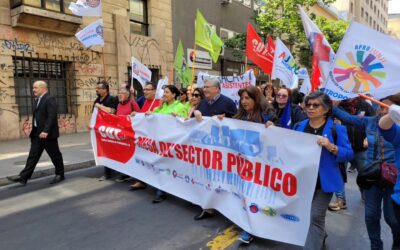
8, 80, 65, 185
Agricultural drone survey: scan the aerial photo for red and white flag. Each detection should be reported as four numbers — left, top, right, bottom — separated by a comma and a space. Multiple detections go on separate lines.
299, 6, 335, 91
246, 23, 275, 75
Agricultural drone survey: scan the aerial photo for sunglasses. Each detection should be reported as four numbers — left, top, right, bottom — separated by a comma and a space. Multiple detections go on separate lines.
192, 93, 201, 98
305, 103, 321, 108
180, 92, 186, 96
277, 94, 288, 98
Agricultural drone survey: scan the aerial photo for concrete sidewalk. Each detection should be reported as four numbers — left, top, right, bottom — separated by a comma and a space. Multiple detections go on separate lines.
0, 132, 95, 186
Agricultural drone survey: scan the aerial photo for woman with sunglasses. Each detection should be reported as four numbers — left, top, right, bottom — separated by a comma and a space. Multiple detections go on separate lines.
273, 87, 306, 128
188, 88, 205, 117
294, 92, 353, 250
333, 94, 400, 250
179, 88, 191, 115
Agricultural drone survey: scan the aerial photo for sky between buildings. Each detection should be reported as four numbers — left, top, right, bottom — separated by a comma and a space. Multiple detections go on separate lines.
389, 0, 400, 14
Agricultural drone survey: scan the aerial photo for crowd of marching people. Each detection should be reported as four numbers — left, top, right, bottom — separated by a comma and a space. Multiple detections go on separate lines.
91, 77, 400, 250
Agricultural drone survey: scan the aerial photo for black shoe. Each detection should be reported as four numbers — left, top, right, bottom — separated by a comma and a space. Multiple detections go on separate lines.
152, 194, 166, 203
50, 175, 65, 184
194, 210, 214, 220
7, 176, 27, 185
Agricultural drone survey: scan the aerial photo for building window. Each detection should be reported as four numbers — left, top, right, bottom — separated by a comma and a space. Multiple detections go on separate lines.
11, 0, 73, 14
361, 7, 364, 18
220, 28, 239, 40
235, 0, 251, 7
369, 16, 372, 25
13, 57, 70, 116
350, 2, 353, 13
127, 66, 160, 97
129, 0, 149, 36
366, 12, 369, 21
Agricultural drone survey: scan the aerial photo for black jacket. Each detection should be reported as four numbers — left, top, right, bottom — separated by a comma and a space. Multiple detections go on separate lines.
31, 93, 59, 139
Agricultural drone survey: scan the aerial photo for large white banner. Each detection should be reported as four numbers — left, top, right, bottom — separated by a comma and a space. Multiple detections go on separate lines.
131, 56, 152, 88
69, 0, 102, 16
75, 19, 104, 48
272, 38, 299, 89
90, 108, 321, 246
324, 21, 400, 100
197, 70, 256, 107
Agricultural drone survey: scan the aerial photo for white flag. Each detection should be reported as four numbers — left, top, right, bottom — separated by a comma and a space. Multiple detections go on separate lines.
131, 57, 152, 88
298, 68, 312, 95
271, 38, 299, 88
69, 0, 102, 16
75, 19, 104, 48
299, 6, 335, 89
156, 77, 168, 99
324, 21, 400, 100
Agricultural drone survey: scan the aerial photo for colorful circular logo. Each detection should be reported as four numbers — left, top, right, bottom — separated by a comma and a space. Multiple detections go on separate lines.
333, 45, 386, 94
86, 0, 100, 8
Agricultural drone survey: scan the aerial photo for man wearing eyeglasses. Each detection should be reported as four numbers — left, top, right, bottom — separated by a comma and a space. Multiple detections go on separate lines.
194, 77, 237, 120
92, 80, 118, 181
193, 77, 237, 220
141, 82, 160, 112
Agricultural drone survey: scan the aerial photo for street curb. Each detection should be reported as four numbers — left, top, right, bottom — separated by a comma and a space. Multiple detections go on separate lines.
0, 160, 95, 187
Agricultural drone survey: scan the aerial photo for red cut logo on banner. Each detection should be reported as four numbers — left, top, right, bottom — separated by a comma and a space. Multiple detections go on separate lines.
245, 23, 275, 75
94, 109, 136, 163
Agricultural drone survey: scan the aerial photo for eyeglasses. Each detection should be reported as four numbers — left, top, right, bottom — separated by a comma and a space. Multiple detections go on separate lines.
143, 88, 154, 91
276, 94, 288, 98
193, 93, 201, 98
305, 103, 322, 109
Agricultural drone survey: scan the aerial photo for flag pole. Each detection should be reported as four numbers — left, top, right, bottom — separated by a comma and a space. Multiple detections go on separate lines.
191, 42, 197, 89
358, 93, 389, 108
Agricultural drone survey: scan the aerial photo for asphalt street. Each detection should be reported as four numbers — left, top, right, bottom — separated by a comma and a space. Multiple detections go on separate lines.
0, 167, 392, 250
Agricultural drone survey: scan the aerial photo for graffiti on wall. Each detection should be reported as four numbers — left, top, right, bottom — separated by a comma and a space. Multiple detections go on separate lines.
123, 35, 165, 66
76, 77, 118, 88
58, 116, 76, 132
1, 39, 34, 53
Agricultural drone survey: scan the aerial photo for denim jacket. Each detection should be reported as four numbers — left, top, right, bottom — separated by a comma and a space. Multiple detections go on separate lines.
333, 107, 395, 165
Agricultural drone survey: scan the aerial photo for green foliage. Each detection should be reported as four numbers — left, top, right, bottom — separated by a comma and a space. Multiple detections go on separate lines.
223, 33, 247, 50
225, 0, 348, 70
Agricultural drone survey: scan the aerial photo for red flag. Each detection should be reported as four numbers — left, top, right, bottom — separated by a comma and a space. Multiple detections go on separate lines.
246, 23, 275, 75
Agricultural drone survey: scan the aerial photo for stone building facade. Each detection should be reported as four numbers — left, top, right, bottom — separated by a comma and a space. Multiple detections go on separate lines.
0, 0, 173, 140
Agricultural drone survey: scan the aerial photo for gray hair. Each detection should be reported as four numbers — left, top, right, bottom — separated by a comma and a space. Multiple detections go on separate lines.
34, 80, 48, 88
118, 87, 130, 94
204, 77, 221, 90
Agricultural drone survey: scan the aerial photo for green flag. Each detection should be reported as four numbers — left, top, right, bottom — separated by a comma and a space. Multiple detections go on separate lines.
195, 9, 224, 63
174, 40, 192, 86
174, 40, 184, 71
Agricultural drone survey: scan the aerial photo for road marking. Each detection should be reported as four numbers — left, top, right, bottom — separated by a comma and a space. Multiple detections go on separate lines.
206, 225, 239, 250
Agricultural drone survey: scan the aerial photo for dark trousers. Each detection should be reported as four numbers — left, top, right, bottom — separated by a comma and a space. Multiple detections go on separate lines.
19, 136, 64, 181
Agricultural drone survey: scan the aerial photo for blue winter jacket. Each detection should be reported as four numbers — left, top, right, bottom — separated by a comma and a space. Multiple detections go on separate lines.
294, 118, 354, 193
379, 124, 400, 205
